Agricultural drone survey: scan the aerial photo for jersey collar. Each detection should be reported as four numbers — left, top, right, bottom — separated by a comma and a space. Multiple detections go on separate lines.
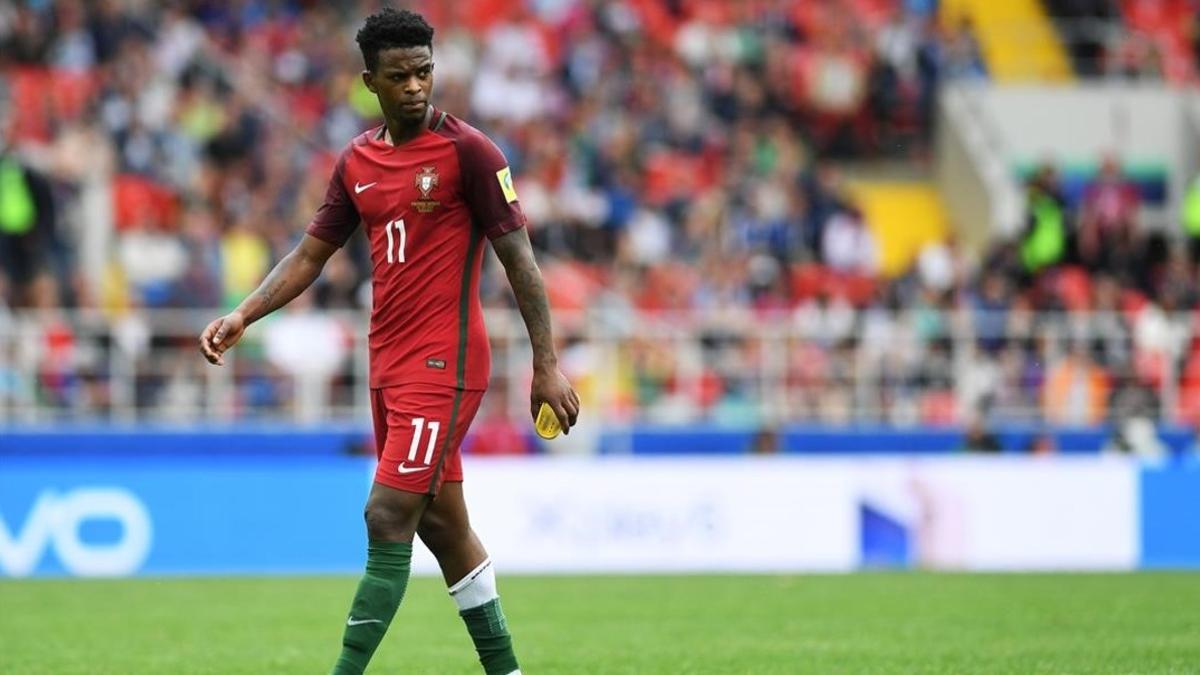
374, 106, 440, 147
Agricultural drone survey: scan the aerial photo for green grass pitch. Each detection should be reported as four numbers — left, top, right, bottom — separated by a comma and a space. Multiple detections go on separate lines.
2, 573, 1198, 674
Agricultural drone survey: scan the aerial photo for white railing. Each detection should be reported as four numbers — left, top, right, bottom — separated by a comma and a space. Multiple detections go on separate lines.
0, 308, 1192, 427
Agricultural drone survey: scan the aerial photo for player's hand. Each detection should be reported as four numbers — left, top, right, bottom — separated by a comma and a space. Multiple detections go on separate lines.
199, 312, 247, 366
531, 366, 579, 435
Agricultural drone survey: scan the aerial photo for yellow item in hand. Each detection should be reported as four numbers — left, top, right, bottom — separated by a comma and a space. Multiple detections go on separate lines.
535, 402, 561, 440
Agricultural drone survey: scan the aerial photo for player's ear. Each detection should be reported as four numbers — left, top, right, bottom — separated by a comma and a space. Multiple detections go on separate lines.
362, 70, 377, 94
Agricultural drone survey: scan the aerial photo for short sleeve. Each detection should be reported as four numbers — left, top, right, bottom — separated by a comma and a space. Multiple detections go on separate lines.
305, 149, 360, 247
457, 130, 527, 240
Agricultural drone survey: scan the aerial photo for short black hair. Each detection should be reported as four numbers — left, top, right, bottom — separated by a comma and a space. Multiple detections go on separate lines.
356, 8, 434, 72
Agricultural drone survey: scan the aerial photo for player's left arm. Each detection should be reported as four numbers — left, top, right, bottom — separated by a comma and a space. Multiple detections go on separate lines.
491, 228, 580, 433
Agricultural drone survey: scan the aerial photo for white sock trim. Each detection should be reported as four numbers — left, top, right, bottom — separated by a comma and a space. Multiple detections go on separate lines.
448, 557, 499, 611
448, 557, 491, 595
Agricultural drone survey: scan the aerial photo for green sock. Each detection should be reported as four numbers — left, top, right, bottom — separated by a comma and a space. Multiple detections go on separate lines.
330, 541, 413, 675
460, 598, 520, 675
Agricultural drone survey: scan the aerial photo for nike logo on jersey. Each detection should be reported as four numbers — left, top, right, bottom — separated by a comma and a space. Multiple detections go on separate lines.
397, 463, 429, 475
354, 181, 377, 194
347, 616, 384, 626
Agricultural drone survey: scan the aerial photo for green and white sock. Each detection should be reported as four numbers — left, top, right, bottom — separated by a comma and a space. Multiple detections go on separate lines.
450, 558, 521, 675
331, 541, 413, 675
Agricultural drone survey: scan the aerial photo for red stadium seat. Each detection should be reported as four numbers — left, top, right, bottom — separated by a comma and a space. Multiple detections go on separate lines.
543, 260, 601, 312
1120, 0, 1198, 83
1056, 266, 1094, 312
5, 66, 102, 143
46, 69, 99, 123
7, 67, 52, 143
113, 175, 181, 231
845, 0, 901, 31
790, 264, 829, 304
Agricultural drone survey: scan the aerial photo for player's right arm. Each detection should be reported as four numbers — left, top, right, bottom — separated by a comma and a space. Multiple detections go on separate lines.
198, 234, 339, 365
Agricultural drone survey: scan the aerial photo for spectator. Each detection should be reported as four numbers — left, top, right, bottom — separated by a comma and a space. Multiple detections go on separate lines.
114, 199, 188, 308
1077, 155, 1139, 273
1106, 30, 1165, 80
220, 215, 271, 309
797, 23, 872, 156
470, 7, 551, 124
821, 207, 879, 275
27, 273, 79, 408
1132, 299, 1187, 390
1043, 342, 1111, 425
261, 290, 351, 421
960, 416, 1003, 453
1020, 163, 1068, 274
1183, 172, 1200, 262
748, 425, 782, 455
971, 272, 1011, 354
1103, 416, 1167, 462
1, 5, 51, 65
940, 18, 987, 81
0, 142, 57, 307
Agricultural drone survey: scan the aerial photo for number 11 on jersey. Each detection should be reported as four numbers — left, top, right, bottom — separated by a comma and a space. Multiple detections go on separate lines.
384, 218, 406, 264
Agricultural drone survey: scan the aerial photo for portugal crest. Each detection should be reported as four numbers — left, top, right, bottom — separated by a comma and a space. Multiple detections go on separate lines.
412, 166, 440, 213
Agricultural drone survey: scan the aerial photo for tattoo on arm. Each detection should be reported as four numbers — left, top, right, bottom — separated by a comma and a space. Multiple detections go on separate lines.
236, 248, 324, 324
253, 275, 286, 320
509, 257, 555, 366
494, 231, 557, 369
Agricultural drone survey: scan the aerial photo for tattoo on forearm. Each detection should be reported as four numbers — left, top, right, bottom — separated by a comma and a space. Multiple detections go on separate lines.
239, 251, 319, 323
493, 231, 556, 367
508, 256, 555, 364
256, 276, 285, 317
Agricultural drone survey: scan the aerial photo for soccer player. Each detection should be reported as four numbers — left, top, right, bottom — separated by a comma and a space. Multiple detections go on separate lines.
198, 9, 579, 675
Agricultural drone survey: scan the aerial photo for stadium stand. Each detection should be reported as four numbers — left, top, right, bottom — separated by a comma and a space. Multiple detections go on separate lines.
1118, 0, 1199, 83
1, 0, 1199, 451
942, 0, 1074, 81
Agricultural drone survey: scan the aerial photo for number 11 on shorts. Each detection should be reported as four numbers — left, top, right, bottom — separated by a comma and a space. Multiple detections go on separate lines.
408, 417, 440, 465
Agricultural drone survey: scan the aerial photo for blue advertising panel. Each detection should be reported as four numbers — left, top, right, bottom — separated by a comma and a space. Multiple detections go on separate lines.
1140, 464, 1200, 568
0, 457, 374, 577
6, 439, 1200, 576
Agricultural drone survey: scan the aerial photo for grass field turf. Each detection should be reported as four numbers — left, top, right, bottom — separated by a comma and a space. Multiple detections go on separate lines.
1, 573, 1198, 674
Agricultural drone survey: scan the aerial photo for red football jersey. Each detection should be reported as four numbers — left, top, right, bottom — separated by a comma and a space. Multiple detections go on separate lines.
306, 108, 526, 390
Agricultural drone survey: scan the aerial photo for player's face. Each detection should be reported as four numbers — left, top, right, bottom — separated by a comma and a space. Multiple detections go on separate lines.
364, 46, 434, 125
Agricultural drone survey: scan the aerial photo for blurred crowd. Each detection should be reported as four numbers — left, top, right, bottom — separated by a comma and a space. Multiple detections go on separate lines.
958, 155, 1200, 441
0, 0, 979, 313
1046, 0, 1200, 82
2, 0, 1200, 438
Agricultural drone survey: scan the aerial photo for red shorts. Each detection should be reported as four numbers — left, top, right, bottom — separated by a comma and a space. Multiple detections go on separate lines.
370, 383, 485, 495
